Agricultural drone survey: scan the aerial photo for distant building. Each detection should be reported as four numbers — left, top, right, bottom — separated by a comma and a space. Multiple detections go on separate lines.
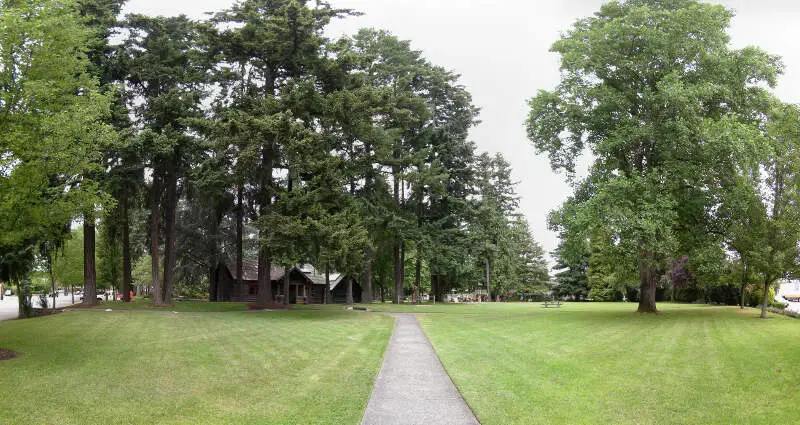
299, 264, 361, 303
777, 280, 800, 302
215, 260, 362, 304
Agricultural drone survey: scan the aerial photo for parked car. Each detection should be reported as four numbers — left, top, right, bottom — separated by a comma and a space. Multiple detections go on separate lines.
80, 293, 104, 301
4, 289, 11, 296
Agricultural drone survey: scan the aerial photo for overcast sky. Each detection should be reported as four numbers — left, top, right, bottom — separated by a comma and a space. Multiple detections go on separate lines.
122, 0, 800, 267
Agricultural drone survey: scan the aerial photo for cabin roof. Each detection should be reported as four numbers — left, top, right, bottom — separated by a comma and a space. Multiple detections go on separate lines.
223, 260, 312, 284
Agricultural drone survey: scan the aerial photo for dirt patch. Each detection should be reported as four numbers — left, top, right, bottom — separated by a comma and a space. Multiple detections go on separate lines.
31, 308, 63, 317
247, 302, 290, 310
0, 349, 19, 361
66, 303, 103, 309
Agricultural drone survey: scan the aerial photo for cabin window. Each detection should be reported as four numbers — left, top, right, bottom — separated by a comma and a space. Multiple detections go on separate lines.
248, 285, 258, 296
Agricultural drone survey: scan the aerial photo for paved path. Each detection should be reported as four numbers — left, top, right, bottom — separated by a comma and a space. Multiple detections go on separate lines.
0, 295, 78, 321
361, 313, 479, 425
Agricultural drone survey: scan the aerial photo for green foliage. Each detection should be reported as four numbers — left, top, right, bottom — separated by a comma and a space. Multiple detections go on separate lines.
551, 242, 590, 300
749, 285, 776, 308
528, 0, 781, 311
52, 230, 85, 288
0, 0, 114, 312
3, 0, 545, 305
131, 255, 152, 289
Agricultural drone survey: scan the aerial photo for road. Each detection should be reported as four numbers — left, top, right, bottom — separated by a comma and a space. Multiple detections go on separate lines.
0, 294, 80, 321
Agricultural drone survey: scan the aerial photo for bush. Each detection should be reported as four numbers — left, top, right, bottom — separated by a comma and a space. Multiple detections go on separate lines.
770, 301, 788, 310
767, 307, 800, 318
748, 286, 776, 308
706, 284, 740, 305
588, 285, 623, 302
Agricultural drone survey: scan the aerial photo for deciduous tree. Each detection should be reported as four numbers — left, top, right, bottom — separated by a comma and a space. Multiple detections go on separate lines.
528, 0, 780, 312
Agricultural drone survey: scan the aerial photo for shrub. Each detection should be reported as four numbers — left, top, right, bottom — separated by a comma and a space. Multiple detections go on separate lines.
588, 285, 623, 302
770, 301, 788, 310
767, 307, 800, 319
749, 286, 776, 308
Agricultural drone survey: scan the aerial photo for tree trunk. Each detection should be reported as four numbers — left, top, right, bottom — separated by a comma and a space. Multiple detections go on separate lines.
162, 160, 178, 305
324, 263, 331, 304
255, 146, 273, 308
760, 276, 771, 319
346, 276, 354, 304
739, 261, 748, 309
256, 248, 272, 307
208, 266, 217, 302
432, 273, 436, 302
433, 274, 445, 304
71, 285, 74, 304
400, 241, 406, 289
485, 257, 492, 302
208, 203, 221, 302
637, 262, 658, 313
83, 212, 98, 306
283, 266, 290, 306
362, 247, 373, 303
392, 241, 402, 304
413, 257, 421, 304
49, 256, 56, 313
121, 191, 132, 302
236, 183, 244, 299
392, 163, 402, 304
16, 279, 31, 318
151, 168, 164, 306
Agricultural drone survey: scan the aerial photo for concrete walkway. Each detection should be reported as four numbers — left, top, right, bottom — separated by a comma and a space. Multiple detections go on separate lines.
361, 313, 479, 425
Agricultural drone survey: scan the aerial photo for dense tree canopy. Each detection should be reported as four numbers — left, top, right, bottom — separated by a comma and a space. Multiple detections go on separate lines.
0, 0, 115, 316
528, 0, 782, 313
0, 0, 548, 313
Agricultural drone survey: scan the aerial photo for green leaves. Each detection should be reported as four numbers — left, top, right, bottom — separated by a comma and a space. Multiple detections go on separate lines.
530, 0, 783, 309
0, 0, 113, 251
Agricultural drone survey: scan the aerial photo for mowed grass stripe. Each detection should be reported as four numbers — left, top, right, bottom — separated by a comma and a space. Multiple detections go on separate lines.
418, 303, 800, 425
0, 310, 393, 425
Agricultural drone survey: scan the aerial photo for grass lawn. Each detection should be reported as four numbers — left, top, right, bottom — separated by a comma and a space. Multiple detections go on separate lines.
0, 309, 393, 425
91, 298, 249, 312
416, 302, 800, 425
294, 300, 522, 314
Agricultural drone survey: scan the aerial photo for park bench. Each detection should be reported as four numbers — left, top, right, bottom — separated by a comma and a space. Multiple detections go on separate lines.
542, 300, 563, 308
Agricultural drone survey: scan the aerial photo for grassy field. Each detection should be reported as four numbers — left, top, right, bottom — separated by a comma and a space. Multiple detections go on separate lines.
91, 298, 249, 312
5, 301, 799, 425
0, 309, 393, 425
416, 302, 800, 425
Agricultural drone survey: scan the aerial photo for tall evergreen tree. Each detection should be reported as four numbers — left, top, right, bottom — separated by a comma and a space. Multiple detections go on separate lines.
210, 0, 352, 308
122, 14, 209, 305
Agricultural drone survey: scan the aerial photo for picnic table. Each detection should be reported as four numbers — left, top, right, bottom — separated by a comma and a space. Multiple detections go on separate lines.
541, 300, 563, 308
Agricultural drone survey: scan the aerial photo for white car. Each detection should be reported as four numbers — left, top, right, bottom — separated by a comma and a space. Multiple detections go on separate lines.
80, 293, 105, 301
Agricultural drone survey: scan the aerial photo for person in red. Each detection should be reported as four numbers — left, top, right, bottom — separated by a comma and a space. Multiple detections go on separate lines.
115, 290, 136, 301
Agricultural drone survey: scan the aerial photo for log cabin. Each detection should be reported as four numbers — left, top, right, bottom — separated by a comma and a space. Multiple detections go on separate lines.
215, 260, 361, 304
